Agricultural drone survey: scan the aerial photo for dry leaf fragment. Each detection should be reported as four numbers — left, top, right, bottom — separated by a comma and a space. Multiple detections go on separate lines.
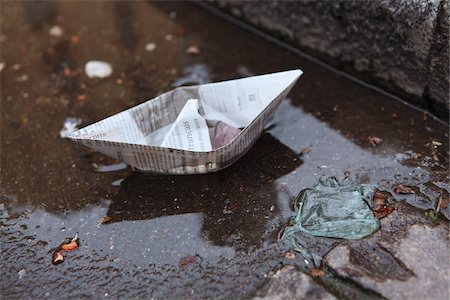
310, 268, 325, 277
60, 233, 79, 251
300, 146, 312, 155
394, 184, 415, 194
179, 255, 197, 268
52, 251, 64, 265
100, 216, 113, 224
284, 251, 296, 259
373, 206, 395, 219
373, 191, 388, 206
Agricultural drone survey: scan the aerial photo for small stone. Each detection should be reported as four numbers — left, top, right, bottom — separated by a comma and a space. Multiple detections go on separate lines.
186, 46, 200, 55
85, 61, 112, 78
49, 25, 63, 37
169, 11, 177, 19
145, 42, 156, 51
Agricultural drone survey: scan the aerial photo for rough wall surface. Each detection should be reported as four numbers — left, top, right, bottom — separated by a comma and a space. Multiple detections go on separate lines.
212, 0, 449, 119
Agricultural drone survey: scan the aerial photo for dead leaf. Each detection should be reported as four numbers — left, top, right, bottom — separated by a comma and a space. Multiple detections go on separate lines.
373, 206, 395, 219
179, 255, 197, 268
284, 251, 296, 259
300, 146, 312, 155
60, 234, 80, 251
100, 216, 113, 224
52, 251, 64, 265
368, 136, 383, 146
310, 268, 325, 277
394, 184, 415, 194
373, 191, 388, 207
440, 198, 449, 209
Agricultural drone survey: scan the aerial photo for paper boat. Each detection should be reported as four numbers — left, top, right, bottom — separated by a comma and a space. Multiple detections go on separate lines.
69, 69, 303, 174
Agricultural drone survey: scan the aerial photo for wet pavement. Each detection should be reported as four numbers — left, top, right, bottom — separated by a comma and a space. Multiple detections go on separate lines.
1, 1, 449, 299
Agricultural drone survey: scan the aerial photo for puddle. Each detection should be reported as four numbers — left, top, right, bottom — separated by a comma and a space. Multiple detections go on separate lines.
1, 1, 448, 298
95, 163, 128, 173
171, 63, 211, 87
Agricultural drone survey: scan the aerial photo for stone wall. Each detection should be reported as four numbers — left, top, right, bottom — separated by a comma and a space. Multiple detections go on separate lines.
211, 0, 449, 119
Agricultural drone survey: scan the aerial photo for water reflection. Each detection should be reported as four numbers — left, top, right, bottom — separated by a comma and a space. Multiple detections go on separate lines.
22, 1, 57, 29
171, 63, 211, 87
112, 2, 138, 50
107, 133, 302, 250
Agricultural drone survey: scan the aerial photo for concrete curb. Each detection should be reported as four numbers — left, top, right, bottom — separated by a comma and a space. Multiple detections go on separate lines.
211, 0, 449, 120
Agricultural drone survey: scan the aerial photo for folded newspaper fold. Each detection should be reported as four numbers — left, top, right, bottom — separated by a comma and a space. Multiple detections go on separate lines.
69, 69, 303, 174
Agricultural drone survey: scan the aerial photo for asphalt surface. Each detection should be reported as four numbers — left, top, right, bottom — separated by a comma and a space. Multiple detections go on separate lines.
1, 1, 448, 299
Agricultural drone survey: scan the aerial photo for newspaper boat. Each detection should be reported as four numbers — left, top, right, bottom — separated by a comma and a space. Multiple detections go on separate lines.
69, 69, 303, 174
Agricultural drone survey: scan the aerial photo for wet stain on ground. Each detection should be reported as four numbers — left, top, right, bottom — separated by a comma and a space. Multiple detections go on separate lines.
1, 1, 448, 298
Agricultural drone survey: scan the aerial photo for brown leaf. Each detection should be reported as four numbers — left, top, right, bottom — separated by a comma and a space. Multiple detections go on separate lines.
310, 268, 325, 277
100, 216, 113, 224
52, 251, 64, 265
284, 251, 296, 259
60, 234, 80, 251
373, 191, 388, 207
373, 206, 395, 219
394, 184, 415, 194
300, 146, 312, 155
179, 255, 197, 268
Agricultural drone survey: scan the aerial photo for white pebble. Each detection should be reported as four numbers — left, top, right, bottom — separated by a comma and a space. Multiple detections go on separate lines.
18, 269, 26, 279
49, 25, 63, 37
145, 42, 156, 51
85, 61, 113, 78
